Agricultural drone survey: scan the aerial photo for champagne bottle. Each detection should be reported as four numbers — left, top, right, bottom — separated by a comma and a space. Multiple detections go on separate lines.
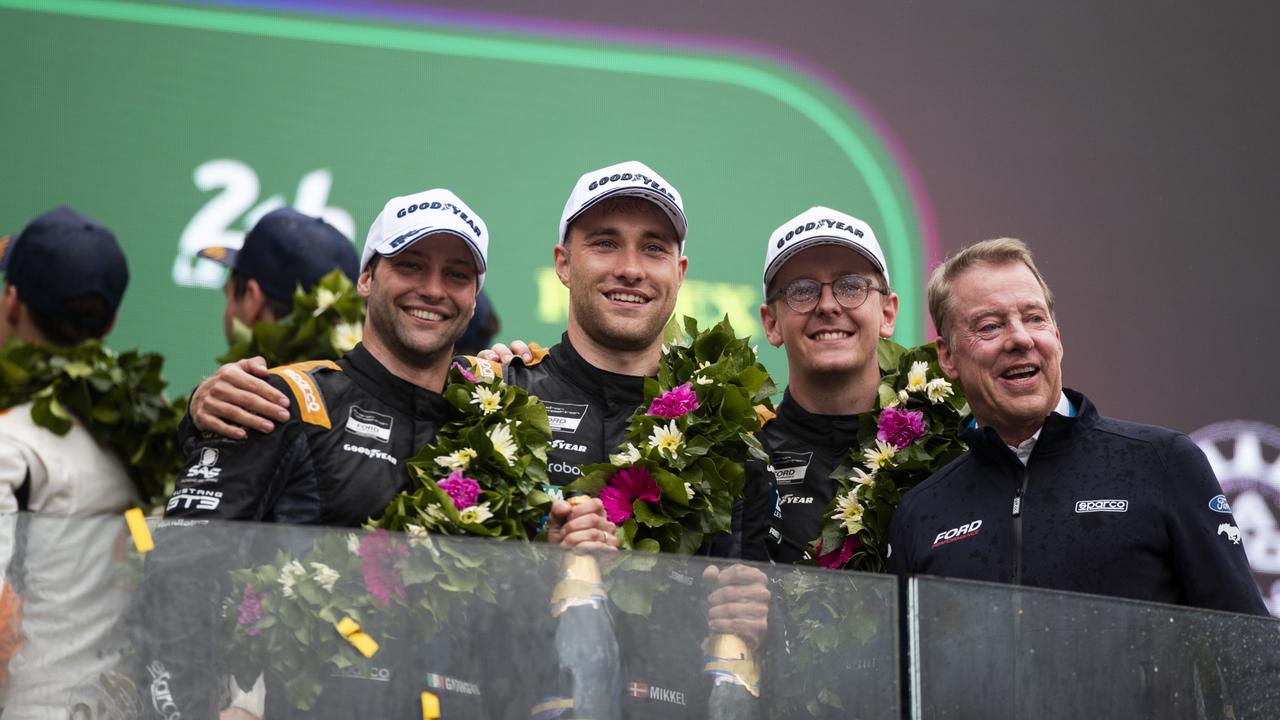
549, 496, 621, 720
703, 633, 761, 720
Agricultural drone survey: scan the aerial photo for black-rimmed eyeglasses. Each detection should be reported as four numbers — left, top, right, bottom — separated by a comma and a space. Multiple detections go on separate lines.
769, 274, 887, 313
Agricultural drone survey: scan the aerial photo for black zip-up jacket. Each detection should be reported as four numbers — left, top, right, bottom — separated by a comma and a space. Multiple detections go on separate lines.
888, 389, 1268, 615
145, 344, 492, 718
753, 390, 863, 564
493, 334, 771, 719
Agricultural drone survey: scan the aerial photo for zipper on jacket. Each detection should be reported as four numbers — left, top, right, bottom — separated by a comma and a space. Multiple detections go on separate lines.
1012, 467, 1029, 585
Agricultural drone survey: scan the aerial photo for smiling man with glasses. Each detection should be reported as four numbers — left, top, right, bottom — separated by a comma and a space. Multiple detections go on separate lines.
753, 206, 899, 563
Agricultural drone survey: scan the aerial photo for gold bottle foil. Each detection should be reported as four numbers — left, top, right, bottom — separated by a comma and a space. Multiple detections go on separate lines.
703, 633, 761, 697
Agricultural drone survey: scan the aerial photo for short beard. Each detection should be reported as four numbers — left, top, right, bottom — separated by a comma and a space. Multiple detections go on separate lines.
366, 293, 455, 371
572, 297, 667, 353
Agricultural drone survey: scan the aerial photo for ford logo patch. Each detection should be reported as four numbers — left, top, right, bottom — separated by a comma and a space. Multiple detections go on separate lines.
1208, 494, 1232, 513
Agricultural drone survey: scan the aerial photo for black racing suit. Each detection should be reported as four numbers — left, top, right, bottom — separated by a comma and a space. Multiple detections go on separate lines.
490, 334, 771, 719
143, 344, 491, 718
751, 390, 865, 564
888, 389, 1268, 615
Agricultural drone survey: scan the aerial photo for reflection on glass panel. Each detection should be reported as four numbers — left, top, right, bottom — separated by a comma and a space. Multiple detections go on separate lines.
909, 576, 1280, 719
0, 513, 899, 719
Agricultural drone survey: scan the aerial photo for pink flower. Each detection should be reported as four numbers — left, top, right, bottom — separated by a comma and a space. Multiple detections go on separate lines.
357, 530, 408, 607
438, 471, 480, 510
599, 465, 662, 524
451, 361, 477, 383
237, 584, 265, 635
647, 382, 700, 419
816, 535, 861, 569
877, 407, 926, 449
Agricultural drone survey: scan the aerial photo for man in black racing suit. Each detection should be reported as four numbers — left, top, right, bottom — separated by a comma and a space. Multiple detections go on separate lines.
479, 161, 772, 719
745, 206, 900, 565
145, 188, 502, 719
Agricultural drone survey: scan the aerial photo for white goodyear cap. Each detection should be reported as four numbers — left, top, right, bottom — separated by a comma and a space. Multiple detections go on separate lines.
361, 188, 489, 290
762, 206, 889, 296
559, 160, 688, 250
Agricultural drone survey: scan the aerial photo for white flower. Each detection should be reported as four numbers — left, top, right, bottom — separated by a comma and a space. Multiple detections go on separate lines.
309, 562, 340, 593
684, 482, 696, 501
470, 386, 502, 415
424, 504, 449, 523
897, 389, 910, 405
435, 448, 477, 471
313, 288, 338, 316
488, 423, 518, 466
925, 377, 954, 404
863, 439, 898, 469
906, 361, 929, 392
851, 467, 877, 488
279, 560, 306, 598
404, 523, 432, 547
835, 491, 865, 534
346, 533, 361, 555
647, 420, 684, 460
694, 375, 713, 386
331, 322, 362, 353
609, 443, 642, 466
458, 502, 494, 525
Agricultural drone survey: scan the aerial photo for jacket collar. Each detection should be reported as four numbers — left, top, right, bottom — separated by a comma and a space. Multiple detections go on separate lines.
960, 388, 1097, 464
340, 343, 450, 420
539, 333, 647, 408
775, 389, 865, 449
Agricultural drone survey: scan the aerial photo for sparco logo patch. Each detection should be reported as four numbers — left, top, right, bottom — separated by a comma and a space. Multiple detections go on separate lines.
1075, 499, 1129, 513
346, 406, 393, 443
544, 402, 589, 434
933, 519, 982, 548
282, 368, 321, 413
148, 661, 181, 719
768, 450, 813, 486
331, 665, 392, 682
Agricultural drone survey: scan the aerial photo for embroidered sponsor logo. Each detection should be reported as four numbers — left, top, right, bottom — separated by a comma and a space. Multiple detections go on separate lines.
343, 444, 397, 465
550, 439, 588, 454
166, 488, 223, 512
548, 461, 583, 477
281, 368, 322, 413
933, 519, 982, 548
768, 450, 813, 486
147, 662, 181, 719
1075, 499, 1129, 513
331, 665, 392, 682
1219, 523, 1243, 544
774, 218, 865, 249
780, 494, 815, 505
345, 406, 393, 443
184, 447, 222, 482
544, 402, 589, 434
425, 672, 481, 696
1208, 494, 1233, 513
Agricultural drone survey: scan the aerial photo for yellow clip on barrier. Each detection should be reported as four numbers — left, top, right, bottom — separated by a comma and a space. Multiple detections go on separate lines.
420, 691, 440, 720
335, 616, 379, 658
124, 508, 153, 553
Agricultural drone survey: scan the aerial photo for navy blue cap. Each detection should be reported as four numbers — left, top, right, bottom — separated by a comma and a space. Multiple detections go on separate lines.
2, 207, 129, 337
198, 208, 359, 303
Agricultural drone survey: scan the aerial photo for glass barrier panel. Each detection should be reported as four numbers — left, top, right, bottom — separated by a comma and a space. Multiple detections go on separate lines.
909, 575, 1280, 719
0, 512, 899, 719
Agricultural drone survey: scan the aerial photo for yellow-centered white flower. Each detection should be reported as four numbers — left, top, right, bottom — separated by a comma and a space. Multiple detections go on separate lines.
309, 562, 340, 593
609, 443, 641, 466
488, 423, 518, 466
925, 377, 954, 404
470, 386, 502, 415
836, 491, 865, 534
906, 361, 930, 392
435, 448, 478, 471
331, 322, 363, 353
851, 467, 877, 488
313, 288, 338, 316
863, 439, 898, 469
647, 420, 683, 460
458, 502, 494, 525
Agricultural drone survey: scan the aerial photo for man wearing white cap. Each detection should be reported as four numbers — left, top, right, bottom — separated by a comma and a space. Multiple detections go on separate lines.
151, 189, 493, 719
753, 207, 900, 563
